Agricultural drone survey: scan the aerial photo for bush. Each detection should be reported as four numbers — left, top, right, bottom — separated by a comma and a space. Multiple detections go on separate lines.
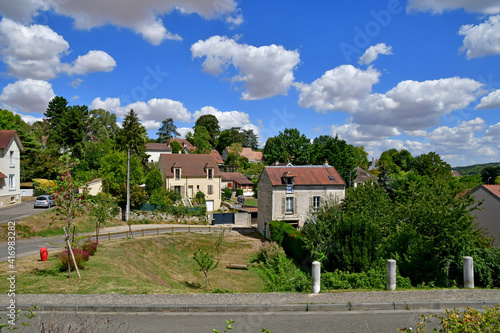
194, 191, 206, 204
80, 240, 98, 256
260, 252, 310, 292
269, 220, 307, 263
58, 248, 90, 271
256, 241, 285, 266
321, 267, 412, 290
236, 188, 243, 196
399, 305, 500, 332
223, 187, 232, 200
33, 178, 56, 196
237, 195, 245, 205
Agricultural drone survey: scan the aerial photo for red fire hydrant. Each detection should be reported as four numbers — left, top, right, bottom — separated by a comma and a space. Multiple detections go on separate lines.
40, 247, 48, 261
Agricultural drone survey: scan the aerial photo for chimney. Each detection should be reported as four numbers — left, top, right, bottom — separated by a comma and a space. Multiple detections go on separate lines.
324, 159, 329, 166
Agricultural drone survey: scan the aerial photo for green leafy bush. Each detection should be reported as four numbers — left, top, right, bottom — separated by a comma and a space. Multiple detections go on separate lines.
223, 187, 232, 200
269, 220, 307, 263
236, 188, 243, 196
321, 266, 412, 290
256, 241, 284, 266
399, 305, 500, 332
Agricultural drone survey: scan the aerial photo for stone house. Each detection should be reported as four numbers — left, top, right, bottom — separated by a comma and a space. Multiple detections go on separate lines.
0, 130, 24, 206
470, 184, 500, 247
158, 154, 222, 212
257, 164, 346, 236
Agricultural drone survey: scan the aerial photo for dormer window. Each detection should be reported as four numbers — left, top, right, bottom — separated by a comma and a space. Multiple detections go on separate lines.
207, 168, 213, 179
174, 168, 181, 180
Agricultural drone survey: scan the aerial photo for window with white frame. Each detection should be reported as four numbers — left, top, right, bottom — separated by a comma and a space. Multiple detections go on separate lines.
174, 168, 181, 180
312, 196, 321, 212
9, 174, 15, 190
207, 168, 213, 179
285, 197, 294, 214
10, 151, 14, 167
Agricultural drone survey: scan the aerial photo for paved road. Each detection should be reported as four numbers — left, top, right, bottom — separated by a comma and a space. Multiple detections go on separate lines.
0, 224, 248, 262
0, 200, 49, 224
9, 310, 434, 333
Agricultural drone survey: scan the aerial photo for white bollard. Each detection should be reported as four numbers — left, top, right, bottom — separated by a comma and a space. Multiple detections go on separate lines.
387, 259, 396, 291
463, 256, 474, 289
312, 261, 321, 294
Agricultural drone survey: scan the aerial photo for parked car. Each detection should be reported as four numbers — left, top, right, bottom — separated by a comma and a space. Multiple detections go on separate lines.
34, 195, 55, 208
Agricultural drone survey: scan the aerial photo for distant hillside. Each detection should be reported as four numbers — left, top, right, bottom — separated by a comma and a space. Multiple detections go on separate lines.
453, 162, 500, 176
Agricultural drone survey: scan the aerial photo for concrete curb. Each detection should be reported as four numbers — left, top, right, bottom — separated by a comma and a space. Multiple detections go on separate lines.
8, 300, 498, 314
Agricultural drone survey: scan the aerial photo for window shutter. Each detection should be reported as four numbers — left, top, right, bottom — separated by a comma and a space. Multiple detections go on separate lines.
181, 186, 185, 196
170, 186, 174, 191
282, 197, 286, 214
293, 197, 297, 214
309, 196, 313, 210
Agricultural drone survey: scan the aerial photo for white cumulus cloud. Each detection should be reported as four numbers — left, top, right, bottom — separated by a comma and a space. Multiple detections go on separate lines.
476, 89, 500, 109
358, 43, 393, 65
297, 65, 381, 112
407, 0, 500, 14
193, 106, 260, 135
459, 15, 500, 59
0, 78, 55, 113
62, 50, 116, 75
191, 36, 300, 100
0, 0, 242, 45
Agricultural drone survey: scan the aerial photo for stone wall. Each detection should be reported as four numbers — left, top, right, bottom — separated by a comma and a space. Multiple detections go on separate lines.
0, 194, 21, 207
118, 209, 208, 224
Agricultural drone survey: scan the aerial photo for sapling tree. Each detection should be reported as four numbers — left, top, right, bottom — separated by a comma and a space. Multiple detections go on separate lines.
193, 249, 219, 291
51, 155, 89, 277
214, 229, 225, 260
90, 193, 119, 242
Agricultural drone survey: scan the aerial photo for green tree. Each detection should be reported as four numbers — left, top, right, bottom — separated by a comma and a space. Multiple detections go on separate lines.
169, 140, 184, 154
193, 248, 219, 291
412, 151, 451, 178
89, 193, 119, 242
263, 128, 311, 165
87, 108, 120, 140
216, 127, 244, 153
100, 150, 144, 196
242, 129, 259, 150
145, 168, 163, 196
310, 135, 356, 184
116, 109, 148, 163
187, 125, 212, 154
44, 96, 68, 147
194, 114, 220, 148
351, 145, 369, 170
481, 165, 500, 184
156, 118, 179, 143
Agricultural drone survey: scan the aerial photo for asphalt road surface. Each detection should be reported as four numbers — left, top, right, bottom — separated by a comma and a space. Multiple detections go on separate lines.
0, 200, 51, 224
13, 310, 434, 333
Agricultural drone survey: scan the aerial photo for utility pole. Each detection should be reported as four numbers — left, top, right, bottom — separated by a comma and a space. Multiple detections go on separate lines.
126, 147, 130, 222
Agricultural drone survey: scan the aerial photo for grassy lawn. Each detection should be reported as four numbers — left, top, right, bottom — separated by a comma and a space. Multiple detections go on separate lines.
0, 232, 267, 294
244, 197, 258, 207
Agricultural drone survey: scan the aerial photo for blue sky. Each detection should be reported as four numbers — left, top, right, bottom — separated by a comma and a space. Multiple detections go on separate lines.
0, 0, 499, 167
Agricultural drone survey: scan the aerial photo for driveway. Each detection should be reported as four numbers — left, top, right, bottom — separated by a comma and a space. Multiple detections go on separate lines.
0, 199, 51, 224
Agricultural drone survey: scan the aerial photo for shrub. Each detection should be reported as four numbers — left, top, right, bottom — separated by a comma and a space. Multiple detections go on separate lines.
194, 190, 206, 204
80, 240, 98, 256
223, 187, 232, 200
260, 252, 310, 292
269, 220, 307, 263
236, 188, 243, 196
256, 241, 285, 266
237, 195, 245, 205
321, 267, 412, 290
58, 248, 90, 271
33, 178, 56, 196
399, 305, 500, 332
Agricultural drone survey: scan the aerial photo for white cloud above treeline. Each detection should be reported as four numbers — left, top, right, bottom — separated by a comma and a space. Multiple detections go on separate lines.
191, 36, 300, 100
0, 78, 54, 113
459, 15, 500, 59
406, 0, 500, 14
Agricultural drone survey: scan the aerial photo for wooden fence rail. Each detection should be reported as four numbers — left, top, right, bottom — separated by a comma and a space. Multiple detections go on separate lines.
87, 225, 257, 242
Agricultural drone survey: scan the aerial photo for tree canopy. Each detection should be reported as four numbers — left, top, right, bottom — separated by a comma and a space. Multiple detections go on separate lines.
156, 118, 179, 143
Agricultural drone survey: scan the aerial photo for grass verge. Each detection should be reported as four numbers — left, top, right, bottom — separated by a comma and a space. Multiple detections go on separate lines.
0, 232, 267, 294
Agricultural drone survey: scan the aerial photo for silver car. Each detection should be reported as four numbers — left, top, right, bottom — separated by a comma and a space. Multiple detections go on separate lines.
34, 195, 55, 208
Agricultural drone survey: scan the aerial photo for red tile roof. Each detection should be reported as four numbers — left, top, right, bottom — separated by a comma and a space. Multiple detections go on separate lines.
240, 148, 263, 161
168, 138, 194, 149
264, 165, 345, 186
210, 149, 224, 164
146, 143, 172, 151
483, 185, 500, 200
0, 171, 6, 178
0, 130, 24, 151
159, 154, 221, 177
221, 172, 253, 185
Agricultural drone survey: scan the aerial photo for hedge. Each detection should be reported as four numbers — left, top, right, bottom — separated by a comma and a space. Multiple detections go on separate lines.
269, 220, 307, 263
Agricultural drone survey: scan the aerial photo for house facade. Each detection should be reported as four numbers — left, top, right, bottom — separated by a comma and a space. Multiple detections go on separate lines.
352, 167, 378, 187
222, 147, 263, 163
0, 130, 24, 206
470, 185, 500, 247
145, 143, 172, 163
158, 154, 222, 212
257, 165, 346, 236
221, 172, 254, 196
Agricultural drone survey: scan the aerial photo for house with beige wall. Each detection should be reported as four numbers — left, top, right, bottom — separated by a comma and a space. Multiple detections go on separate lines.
257, 164, 345, 236
0, 130, 24, 207
158, 154, 222, 212
470, 184, 500, 247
